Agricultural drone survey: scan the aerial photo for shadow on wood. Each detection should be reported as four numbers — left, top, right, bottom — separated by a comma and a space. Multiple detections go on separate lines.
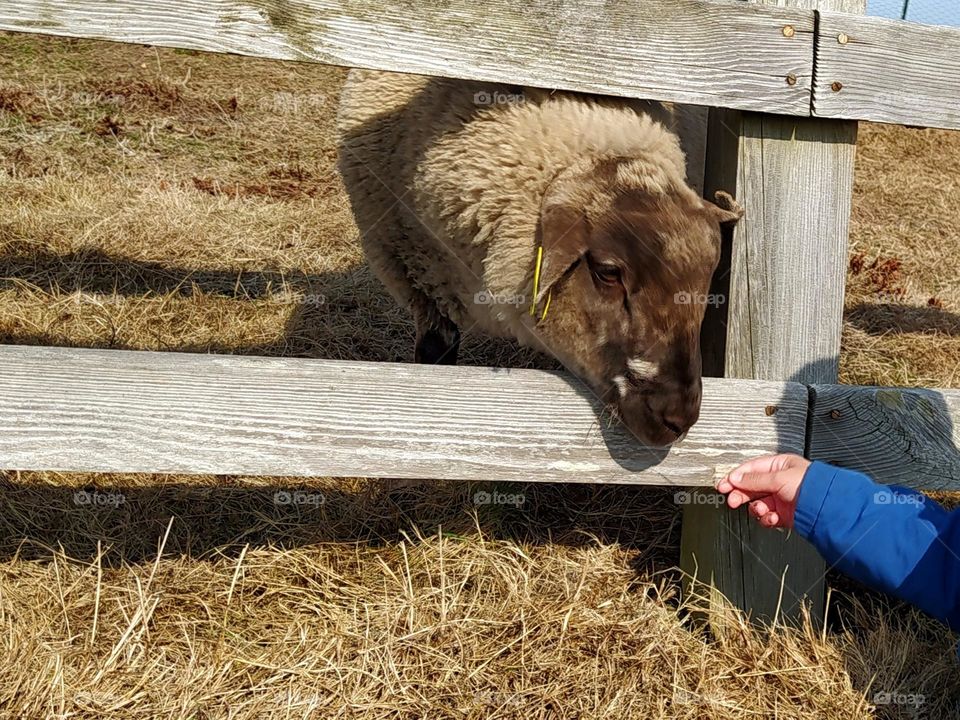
682, 359, 842, 626
809, 384, 960, 491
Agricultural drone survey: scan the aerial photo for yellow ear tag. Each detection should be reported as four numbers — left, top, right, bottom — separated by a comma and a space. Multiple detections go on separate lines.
529, 246, 551, 322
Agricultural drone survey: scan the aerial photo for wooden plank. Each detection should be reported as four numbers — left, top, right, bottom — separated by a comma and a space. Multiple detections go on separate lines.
7, 0, 960, 130
0, 0, 817, 114
724, 117, 856, 382
0, 345, 808, 481
684, 114, 859, 625
809, 385, 960, 491
813, 13, 960, 130
681, 0, 863, 626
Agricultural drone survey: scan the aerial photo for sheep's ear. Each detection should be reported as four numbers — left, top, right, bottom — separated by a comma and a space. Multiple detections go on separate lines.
536, 203, 588, 304
703, 190, 743, 227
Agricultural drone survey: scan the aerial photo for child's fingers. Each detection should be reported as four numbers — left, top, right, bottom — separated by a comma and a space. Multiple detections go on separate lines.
721, 474, 776, 507
761, 511, 780, 528
749, 498, 773, 519
727, 488, 773, 510
722, 455, 785, 486
725, 470, 786, 498
725, 489, 752, 509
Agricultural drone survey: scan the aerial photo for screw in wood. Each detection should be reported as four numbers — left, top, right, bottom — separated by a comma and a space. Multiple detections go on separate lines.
837, 33, 849, 44
830, 409, 842, 419
831, 81, 843, 92
764, 405, 778, 416
782, 25, 795, 38
786, 74, 798, 86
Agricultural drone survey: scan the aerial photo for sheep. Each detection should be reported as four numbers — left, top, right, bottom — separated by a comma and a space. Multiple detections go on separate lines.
336, 70, 742, 447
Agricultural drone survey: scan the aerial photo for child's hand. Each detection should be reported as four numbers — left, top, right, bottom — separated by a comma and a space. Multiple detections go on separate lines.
715, 454, 811, 529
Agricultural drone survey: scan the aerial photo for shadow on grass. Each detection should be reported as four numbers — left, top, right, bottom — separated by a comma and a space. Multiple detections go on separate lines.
0, 474, 682, 575
0, 246, 324, 299
0, 247, 558, 364
847, 301, 960, 337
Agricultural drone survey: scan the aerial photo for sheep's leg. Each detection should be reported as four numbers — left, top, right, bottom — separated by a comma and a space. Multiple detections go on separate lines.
360, 239, 460, 364
413, 301, 460, 365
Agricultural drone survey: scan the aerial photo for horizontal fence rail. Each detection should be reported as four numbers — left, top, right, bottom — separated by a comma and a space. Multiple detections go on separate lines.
2, 346, 958, 491
0, 345, 808, 484
813, 11, 960, 129
809, 384, 960, 491
3, 0, 960, 128
0, 0, 809, 117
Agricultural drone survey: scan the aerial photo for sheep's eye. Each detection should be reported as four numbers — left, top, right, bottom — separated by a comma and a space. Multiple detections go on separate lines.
593, 263, 622, 286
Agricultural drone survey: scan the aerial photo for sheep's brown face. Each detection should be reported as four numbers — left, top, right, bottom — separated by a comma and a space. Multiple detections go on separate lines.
533, 173, 741, 448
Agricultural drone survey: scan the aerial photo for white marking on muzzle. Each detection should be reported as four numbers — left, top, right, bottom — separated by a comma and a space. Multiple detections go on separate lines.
627, 358, 658, 380
612, 375, 628, 398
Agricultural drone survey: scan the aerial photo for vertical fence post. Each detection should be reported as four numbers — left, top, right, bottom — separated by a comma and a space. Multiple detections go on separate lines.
680, 0, 864, 625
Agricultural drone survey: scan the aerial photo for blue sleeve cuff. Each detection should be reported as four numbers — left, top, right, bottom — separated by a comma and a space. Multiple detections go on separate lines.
789, 462, 960, 630
794, 461, 838, 539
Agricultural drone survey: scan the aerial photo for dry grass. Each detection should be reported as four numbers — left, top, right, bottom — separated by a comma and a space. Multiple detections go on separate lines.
1, 31, 959, 719
842, 123, 960, 388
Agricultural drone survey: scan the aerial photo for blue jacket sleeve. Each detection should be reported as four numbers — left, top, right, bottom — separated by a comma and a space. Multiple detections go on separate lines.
794, 461, 960, 630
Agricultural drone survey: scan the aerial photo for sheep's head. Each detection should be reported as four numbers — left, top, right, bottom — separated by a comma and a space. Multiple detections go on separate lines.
531, 157, 742, 447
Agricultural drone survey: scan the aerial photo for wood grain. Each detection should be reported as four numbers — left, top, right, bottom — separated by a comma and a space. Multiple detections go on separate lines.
809, 385, 960, 491
0, 345, 808, 482
682, 114, 858, 625
0, 0, 816, 114
813, 13, 960, 130
725, 116, 857, 384
692, 113, 858, 624
5, 0, 959, 129
680, 0, 864, 627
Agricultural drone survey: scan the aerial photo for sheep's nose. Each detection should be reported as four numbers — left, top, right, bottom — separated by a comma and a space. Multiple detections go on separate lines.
658, 388, 702, 438
660, 413, 688, 437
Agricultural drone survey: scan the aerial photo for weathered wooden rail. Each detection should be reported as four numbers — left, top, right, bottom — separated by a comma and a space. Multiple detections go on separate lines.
1, 345, 956, 489
1, 0, 959, 626
810, 385, 960, 491
814, 11, 960, 129
2, 0, 960, 129
0, 346, 809, 482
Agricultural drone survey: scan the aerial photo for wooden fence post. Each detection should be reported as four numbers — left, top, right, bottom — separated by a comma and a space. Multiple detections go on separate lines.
680, 0, 864, 625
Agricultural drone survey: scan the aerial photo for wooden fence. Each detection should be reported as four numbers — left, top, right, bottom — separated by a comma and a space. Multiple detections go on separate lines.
1, 0, 959, 625
3, 0, 960, 129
